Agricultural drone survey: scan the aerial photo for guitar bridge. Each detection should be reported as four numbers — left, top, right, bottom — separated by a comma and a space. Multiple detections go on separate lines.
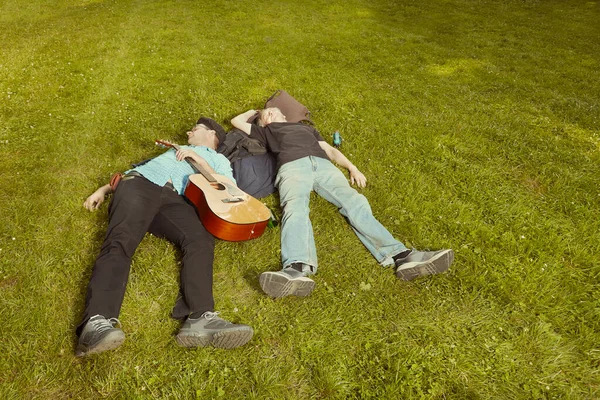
221, 197, 244, 203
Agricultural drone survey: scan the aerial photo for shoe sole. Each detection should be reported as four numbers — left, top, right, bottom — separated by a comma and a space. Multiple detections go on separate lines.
176, 327, 254, 350
175, 333, 211, 348
396, 249, 454, 281
76, 330, 125, 357
212, 327, 254, 349
259, 272, 316, 298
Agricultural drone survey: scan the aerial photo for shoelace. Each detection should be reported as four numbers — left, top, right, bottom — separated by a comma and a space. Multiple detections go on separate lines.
201, 311, 220, 320
90, 316, 122, 334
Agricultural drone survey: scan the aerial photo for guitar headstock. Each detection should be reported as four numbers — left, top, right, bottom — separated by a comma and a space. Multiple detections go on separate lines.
155, 139, 175, 149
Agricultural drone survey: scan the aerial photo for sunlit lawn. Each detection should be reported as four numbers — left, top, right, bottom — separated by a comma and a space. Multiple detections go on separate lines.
1, 0, 599, 398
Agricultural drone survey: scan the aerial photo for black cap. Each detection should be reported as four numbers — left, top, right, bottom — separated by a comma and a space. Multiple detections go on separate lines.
196, 117, 226, 145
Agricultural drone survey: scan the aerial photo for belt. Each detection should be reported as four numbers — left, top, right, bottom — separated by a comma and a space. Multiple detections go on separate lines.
122, 171, 176, 192
123, 171, 143, 178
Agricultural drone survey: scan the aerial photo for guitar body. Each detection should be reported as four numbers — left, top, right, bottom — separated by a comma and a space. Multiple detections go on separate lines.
184, 174, 271, 241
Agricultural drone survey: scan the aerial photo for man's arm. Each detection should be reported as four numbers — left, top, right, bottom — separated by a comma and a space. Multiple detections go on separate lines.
83, 184, 113, 211
318, 141, 367, 188
231, 110, 258, 135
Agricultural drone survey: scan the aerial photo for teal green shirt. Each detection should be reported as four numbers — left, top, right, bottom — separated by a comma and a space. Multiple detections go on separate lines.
130, 145, 234, 195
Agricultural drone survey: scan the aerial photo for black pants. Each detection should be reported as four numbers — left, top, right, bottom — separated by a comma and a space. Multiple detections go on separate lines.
77, 176, 214, 334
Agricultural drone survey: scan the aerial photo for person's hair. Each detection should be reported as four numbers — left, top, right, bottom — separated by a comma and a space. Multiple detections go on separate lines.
256, 109, 268, 127
257, 107, 282, 127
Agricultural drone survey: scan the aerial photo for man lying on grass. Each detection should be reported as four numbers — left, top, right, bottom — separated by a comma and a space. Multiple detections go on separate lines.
232, 108, 454, 298
77, 118, 253, 356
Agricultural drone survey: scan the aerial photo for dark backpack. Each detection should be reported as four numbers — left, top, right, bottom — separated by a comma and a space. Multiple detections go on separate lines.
218, 128, 267, 163
217, 129, 277, 199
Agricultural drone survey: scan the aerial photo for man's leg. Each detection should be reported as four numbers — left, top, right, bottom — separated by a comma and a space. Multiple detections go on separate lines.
313, 158, 454, 279
76, 177, 161, 355
276, 157, 318, 269
313, 158, 407, 266
149, 193, 253, 349
260, 157, 317, 298
147, 194, 215, 318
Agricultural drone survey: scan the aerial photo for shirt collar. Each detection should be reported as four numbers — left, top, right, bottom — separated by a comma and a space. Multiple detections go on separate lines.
188, 145, 216, 153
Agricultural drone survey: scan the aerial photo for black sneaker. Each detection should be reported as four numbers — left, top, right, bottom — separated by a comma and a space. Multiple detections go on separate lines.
176, 311, 253, 349
259, 266, 316, 298
76, 315, 125, 357
395, 249, 454, 281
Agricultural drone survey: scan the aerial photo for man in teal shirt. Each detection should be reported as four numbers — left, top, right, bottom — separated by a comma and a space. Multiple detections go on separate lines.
77, 118, 253, 356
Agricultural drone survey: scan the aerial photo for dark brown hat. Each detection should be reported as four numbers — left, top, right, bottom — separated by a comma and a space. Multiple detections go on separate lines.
196, 117, 226, 145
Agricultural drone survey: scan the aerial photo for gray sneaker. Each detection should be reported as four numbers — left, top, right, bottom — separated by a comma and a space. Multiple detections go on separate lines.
76, 315, 125, 357
259, 266, 316, 298
176, 311, 253, 349
395, 249, 454, 281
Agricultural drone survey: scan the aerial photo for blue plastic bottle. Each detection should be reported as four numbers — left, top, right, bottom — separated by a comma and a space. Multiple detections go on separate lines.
333, 131, 342, 147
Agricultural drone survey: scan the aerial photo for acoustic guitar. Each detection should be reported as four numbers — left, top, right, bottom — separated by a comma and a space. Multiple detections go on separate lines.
156, 140, 271, 241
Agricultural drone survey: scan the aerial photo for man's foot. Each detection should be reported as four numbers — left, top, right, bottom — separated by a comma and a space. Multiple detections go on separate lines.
76, 315, 125, 357
395, 249, 454, 281
176, 311, 253, 349
259, 266, 316, 298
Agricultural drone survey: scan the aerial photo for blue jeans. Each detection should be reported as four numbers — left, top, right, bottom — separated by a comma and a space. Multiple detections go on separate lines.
275, 156, 407, 272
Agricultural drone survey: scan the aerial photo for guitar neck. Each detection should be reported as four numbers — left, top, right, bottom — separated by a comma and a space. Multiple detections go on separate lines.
158, 141, 217, 183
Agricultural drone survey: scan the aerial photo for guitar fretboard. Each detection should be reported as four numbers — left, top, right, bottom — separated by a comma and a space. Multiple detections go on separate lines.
156, 140, 217, 183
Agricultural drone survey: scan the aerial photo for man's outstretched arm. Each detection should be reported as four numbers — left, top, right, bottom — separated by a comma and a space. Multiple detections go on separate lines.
318, 141, 367, 188
83, 184, 112, 211
231, 110, 258, 135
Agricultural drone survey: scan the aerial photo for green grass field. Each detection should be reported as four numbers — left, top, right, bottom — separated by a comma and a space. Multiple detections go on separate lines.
1, 0, 599, 398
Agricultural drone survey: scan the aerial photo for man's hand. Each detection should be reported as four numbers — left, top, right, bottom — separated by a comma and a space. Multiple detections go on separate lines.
176, 149, 218, 175
83, 184, 112, 211
318, 141, 368, 188
349, 166, 367, 188
176, 148, 202, 163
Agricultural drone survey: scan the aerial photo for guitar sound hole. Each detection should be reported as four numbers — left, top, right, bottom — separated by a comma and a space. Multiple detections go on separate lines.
210, 183, 226, 191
